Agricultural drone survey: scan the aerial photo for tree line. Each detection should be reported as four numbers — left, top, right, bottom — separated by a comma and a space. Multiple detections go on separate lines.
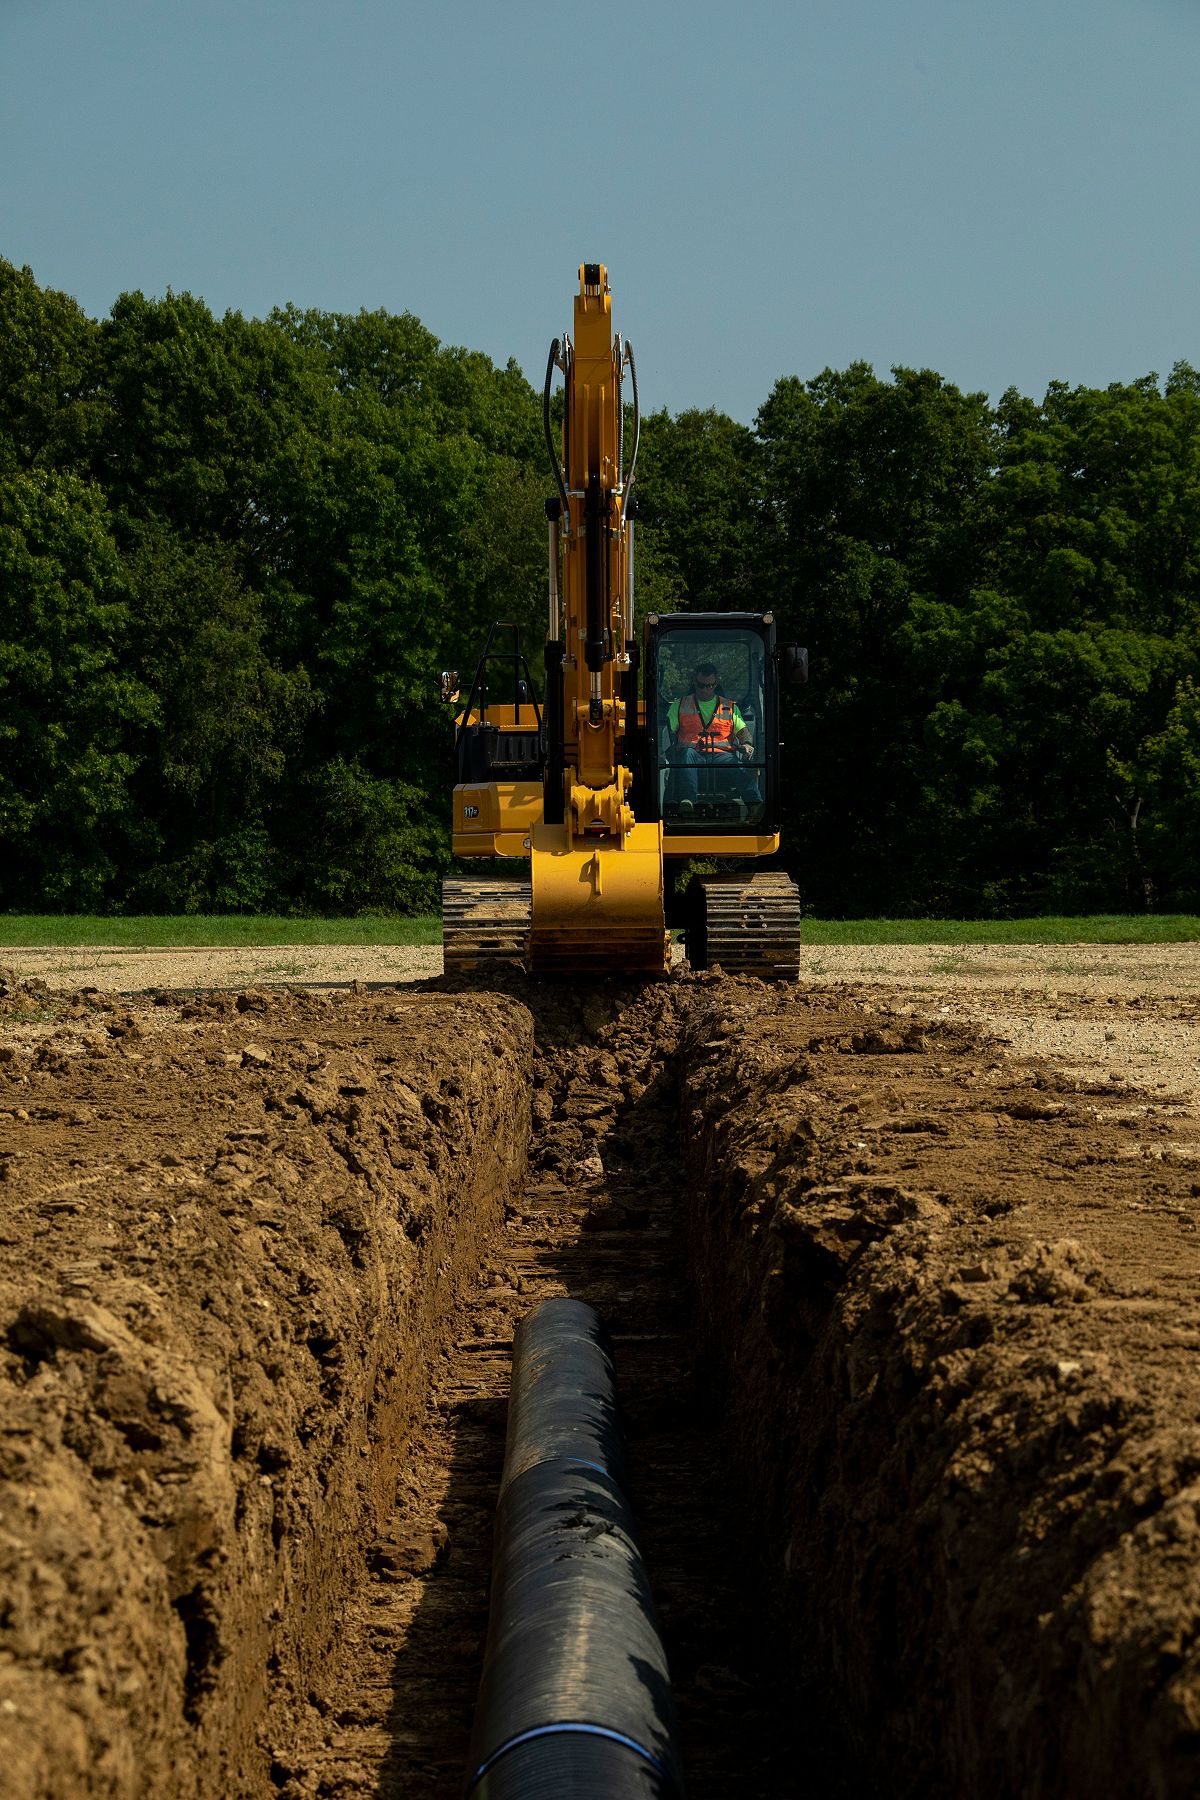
2, 257, 1197, 917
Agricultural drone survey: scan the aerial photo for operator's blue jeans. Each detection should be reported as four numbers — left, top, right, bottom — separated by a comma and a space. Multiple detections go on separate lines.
673, 747, 761, 806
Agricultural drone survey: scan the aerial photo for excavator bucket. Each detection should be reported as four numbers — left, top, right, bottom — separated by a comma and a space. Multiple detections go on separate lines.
529, 822, 668, 976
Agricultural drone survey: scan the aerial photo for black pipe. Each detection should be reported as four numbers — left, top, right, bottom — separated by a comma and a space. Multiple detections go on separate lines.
465, 1298, 684, 1798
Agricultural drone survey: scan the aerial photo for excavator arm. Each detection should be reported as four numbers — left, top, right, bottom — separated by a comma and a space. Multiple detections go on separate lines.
529, 264, 668, 973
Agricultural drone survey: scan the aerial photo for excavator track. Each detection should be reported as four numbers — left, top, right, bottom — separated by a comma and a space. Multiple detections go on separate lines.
441, 877, 531, 971
685, 870, 802, 979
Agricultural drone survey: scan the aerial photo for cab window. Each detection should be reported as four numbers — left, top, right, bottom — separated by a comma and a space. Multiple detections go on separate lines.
652, 627, 766, 827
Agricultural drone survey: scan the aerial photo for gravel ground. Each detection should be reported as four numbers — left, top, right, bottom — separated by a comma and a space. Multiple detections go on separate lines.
3, 944, 445, 994
9, 940, 1199, 1112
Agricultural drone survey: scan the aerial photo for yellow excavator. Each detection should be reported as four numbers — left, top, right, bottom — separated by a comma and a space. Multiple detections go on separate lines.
442, 263, 807, 977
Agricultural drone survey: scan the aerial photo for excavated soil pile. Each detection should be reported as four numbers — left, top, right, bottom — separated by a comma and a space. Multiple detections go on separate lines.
0, 973, 531, 1797
682, 980, 1200, 1799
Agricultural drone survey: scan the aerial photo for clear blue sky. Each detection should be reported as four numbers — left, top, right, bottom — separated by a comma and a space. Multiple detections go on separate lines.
2, 0, 1197, 423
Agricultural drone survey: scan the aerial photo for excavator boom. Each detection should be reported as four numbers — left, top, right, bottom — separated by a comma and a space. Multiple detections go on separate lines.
530, 264, 667, 974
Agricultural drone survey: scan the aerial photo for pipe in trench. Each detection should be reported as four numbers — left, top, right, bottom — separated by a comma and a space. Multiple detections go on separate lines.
464, 1296, 685, 1797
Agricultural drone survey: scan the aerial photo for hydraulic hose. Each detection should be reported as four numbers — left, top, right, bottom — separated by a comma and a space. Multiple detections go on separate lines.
623, 339, 641, 505
465, 1298, 685, 1798
544, 339, 571, 531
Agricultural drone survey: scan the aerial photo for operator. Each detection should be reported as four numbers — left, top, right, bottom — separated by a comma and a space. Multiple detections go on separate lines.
668, 662, 758, 808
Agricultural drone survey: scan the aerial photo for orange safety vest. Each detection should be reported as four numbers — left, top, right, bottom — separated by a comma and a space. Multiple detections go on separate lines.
676, 694, 738, 755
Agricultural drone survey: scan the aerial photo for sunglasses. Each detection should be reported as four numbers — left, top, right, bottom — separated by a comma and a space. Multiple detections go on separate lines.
695, 679, 717, 689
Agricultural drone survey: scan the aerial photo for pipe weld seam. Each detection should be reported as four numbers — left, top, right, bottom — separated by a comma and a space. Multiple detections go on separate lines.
531, 1455, 611, 1481
466, 1721, 677, 1793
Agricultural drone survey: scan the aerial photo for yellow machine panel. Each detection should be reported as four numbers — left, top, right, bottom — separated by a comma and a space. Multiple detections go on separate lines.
529, 820, 666, 974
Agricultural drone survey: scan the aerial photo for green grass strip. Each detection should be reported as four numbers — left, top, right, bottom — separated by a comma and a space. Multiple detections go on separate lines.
0, 914, 1196, 950
0, 915, 443, 947
801, 916, 1200, 945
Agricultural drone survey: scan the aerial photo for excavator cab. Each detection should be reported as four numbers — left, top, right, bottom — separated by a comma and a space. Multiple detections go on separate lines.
644, 613, 780, 835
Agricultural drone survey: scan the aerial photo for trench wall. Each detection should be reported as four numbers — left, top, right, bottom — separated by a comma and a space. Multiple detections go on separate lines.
680, 982, 1200, 1799
0, 985, 532, 1798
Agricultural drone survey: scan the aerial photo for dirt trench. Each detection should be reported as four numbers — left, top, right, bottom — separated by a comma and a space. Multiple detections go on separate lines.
3, 965, 1200, 1797
268, 976, 796, 1798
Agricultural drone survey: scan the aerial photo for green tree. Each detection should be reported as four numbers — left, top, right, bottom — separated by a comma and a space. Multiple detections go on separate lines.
959, 371, 1200, 910
1134, 676, 1200, 906
634, 408, 759, 615
94, 290, 334, 565
990, 370, 1200, 638
0, 259, 103, 475
0, 470, 153, 907
754, 364, 995, 912
122, 527, 314, 911
279, 757, 443, 914
902, 592, 1187, 912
